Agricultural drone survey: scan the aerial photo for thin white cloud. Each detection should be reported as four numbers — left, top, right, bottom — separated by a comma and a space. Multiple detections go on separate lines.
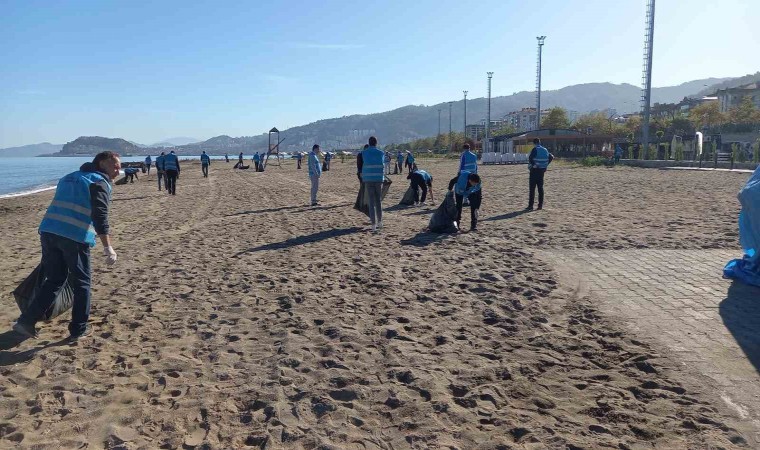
291, 43, 364, 50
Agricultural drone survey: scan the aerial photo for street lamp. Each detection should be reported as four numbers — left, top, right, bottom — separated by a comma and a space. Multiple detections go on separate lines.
486, 72, 493, 153
536, 36, 546, 129
463, 90, 468, 136
448, 101, 453, 152
437, 108, 442, 147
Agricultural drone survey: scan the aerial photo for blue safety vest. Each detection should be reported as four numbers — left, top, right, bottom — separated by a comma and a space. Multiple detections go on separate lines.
455, 170, 471, 195
460, 150, 478, 173
39, 171, 111, 247
415, 169, 432, 183
325, 152, 332, 161
145, 156, 151, 165
407, 153, 415, 164
156, 155, 165, 171
361, 147, 385, 182
201, 153, 210, 164
253, 153, 260, 162
397, 152, 403, 162
164, 153, 179, 171
532, 145, 550, 169
308, 151, 322, 177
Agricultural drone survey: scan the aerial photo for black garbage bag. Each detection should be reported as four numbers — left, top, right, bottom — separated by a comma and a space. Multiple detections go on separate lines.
13, 264, 74, 321
353, 177, 393, 217
115, 176, 129, 185
400, 186, 416, 205
428, 191, 459, 233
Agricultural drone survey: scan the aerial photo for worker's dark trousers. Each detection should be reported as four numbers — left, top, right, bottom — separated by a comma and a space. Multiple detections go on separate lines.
297, 160, 302, 169
202, 164, 209, 177
157, 171, 164, 190
455, 190, 482, 230
166, 170, 178, 195
17, 232, 91, 336
412, 182, 428, 203
528, 168, 546, 208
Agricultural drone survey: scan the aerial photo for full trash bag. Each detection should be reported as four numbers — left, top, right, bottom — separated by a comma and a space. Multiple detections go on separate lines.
13, 264, 74, 321
428, 191, 459, 233
115, 176, 129, 185
724, 165, 760, 287
353, 177, 393, 217
400, 187, 416, 205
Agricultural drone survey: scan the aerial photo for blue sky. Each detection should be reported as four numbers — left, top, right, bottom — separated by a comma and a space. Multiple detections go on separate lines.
1, 0, 758, 148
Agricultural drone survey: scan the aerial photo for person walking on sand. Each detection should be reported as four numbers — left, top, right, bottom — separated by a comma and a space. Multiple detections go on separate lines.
449, 171, 482, 232
296, 151, 303, 169
156, 151, 166, 191
324, 151, 332, 171
238, 152, 244, 166
459, 143, 478, 174
361, 136, 385, 232
12, 151, 121, 340
396, 150, 404, 175
144, 155, 152, 174
527, 138, 554, 211
201, 151, 211, 178
308, 144, 323, 206
253, 152, 261, 172
384, 151, 392, 175
224, 153, 229, 163
406, 151, 416, 174
164, 150, 180, 195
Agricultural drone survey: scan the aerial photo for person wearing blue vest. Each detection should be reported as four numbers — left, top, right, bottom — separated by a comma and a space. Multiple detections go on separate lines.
362, 136, 386, 231
408, 168, 434, 206
155, 151, 166, 191
201, 151, 211, 178
459, 143, 478, 174
164, 150, 180, 195
396, 151, 404, 174
296, 152, 303, 169
384, 151, 392, 175
13, 151, 121, 340
308, 144, 323, 206
405, 151, 416, 174
253, 152, 261, 172
324, 151, 332, 171
614, 144, 624, 164
527, 138, 554, 210
448, 170, 482, 232
144, 155, 152, 174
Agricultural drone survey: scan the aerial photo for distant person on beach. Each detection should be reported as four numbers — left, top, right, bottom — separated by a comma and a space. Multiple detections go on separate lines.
357, 144, 368, 181
296, 152, 303, 169
527, 138, 554, 211
361, 136, 385, 232
449, 171, 482, 232
406, 151, 415, 174
164, 150, 180, 195
396, 150, 404, 174
253, 152, 261, 172
238, 152, 244, 165
384, 151, 392, 175
144, 155, 152, 174
324, 151, 332, 171
614, 144, 623, 164
459, 143, 478, 174
13, 151, 121, 340
201, 151, 211, 178
124, 167, 139, 183
308, 144, 322, 206
224, 153, 229, 163
340, 152, 345, 163
408, 168, 434, 206
156, 151, 166, 191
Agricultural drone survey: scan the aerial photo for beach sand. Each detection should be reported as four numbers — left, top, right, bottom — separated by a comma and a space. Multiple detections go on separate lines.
0, 158, 752, 448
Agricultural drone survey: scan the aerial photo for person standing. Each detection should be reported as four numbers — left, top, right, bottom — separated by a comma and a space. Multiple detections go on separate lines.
448, 171, 482, 232
201, 151, 211, 178
238, 152, 244, 166
164, 150, 180, 195
253, 152, 261, 172
13, 151, 120, 339
614, 144, 623, 165
296, 152, 303, 169
405, 151, 415, 174
324, 151, 332, 171
408, 168, 434, 206
144, 155, 152, 174
459, 143, 478, 174
224, 153, 229, 163
156, 151, 166, 191
357, 144, 368, 181
361, 137, 385, 232
384, 152, 392, 175
527, 138, 554, 211
396, 150, 404, 175
308, 144, 322, 206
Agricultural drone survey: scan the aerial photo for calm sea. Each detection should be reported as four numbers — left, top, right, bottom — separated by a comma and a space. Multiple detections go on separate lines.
0, 156, 227, 198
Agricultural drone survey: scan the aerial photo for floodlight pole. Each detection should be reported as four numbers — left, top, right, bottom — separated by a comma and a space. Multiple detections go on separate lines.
536, 36, 546, 129
486, 72, 493, 153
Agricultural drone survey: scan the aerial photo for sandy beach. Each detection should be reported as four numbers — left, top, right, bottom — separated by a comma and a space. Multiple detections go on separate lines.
0, 158, 754, 449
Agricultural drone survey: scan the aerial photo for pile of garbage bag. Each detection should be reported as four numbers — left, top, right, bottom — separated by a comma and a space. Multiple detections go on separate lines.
13, 264, 74, 321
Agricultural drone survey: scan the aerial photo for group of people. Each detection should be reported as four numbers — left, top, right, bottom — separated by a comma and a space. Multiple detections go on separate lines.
144, 151, 181, 195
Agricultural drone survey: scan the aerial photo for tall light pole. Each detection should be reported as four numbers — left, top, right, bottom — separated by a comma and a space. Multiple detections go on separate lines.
463, 90, 468, 135
640, 0, 656, 159
437, 108, 442, 147
448, 101, 453, 152
486, 72, 493, 153
536, 36, 546, 130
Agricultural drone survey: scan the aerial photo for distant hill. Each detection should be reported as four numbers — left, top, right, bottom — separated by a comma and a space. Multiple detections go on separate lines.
59, 136, 141, 156
0, 142, 63, 157
150, 137, 201, 147
697, 72, 760, 96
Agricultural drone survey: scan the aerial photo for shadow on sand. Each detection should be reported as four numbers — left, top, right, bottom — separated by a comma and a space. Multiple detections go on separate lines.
719, 281, 760, 375
400, 231, 455, 247
0, 331, 72, 366
228, 203, 349, 217
234, 226, 362, 256
483, 209, 531, 222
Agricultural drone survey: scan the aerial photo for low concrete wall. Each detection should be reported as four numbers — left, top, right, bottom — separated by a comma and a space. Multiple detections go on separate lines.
618, 159, 759, 171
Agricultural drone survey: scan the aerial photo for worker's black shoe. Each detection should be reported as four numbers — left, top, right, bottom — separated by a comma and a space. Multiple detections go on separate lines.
537, 205, 543, 210
525, 206, 534, 211
13, 321, 38, 339
68, 324, 93, 341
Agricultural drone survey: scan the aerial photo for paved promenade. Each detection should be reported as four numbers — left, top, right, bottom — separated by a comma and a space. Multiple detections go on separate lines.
548, 248, 760, 443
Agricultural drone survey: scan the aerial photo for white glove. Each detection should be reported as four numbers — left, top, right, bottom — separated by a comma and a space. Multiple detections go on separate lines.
103, 246, 117, 266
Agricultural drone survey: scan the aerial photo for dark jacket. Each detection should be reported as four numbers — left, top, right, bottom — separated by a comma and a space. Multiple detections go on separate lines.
80, 162, 112, 235
356, 153, 364, 180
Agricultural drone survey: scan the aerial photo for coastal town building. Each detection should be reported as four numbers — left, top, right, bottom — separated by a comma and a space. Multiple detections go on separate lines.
717, 82, 760, 113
